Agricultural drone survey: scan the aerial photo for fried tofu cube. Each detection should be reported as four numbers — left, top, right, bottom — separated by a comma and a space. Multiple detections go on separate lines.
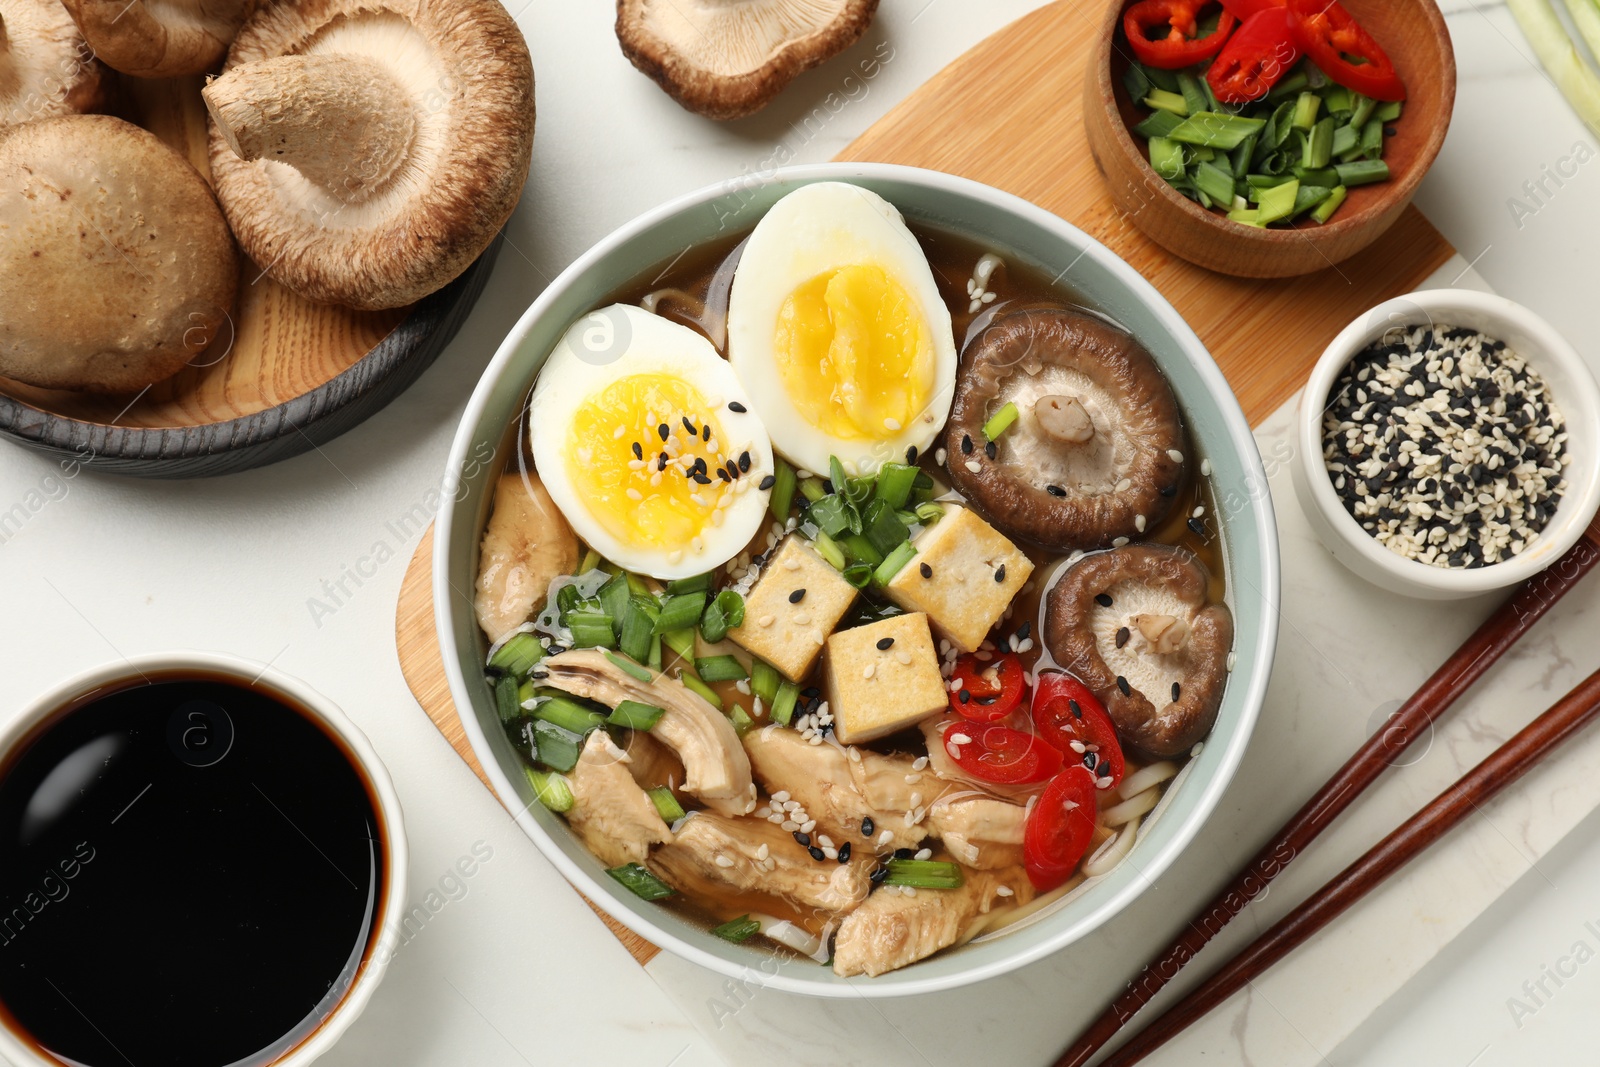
728, 536, 857, 681
884, 506, 1034, 654
824, 613, 949, 745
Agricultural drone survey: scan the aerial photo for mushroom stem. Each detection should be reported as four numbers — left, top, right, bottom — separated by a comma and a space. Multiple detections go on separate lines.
1132, 614, 1190, 655
203, 54, 419, 203
1035, 394, 1096, 445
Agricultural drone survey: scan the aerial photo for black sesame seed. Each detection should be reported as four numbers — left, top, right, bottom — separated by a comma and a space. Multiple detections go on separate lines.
1017, 621, 1031, 639
985, 440, 998, 460
727, 461, 740, 481
961, 434, 974, 454
802, 686, 821, 698
837, 842, 852, 864
703, 424, 711, 442
1095, 592, 1113, 608
1159, 485, 1177, 497
758, 474, 776, 490
870, 865, 889, 885
693, 472, 712, 485
658, 453, 668, 471
861, 817, 875, 836
789, 588, 806, 603
546, 644, 567, 655
658, 423, 670, 441
1068, 699, 1082, 719
809, 846, 826, 862
876, 637, 894, 650
1188, 518, 1207, 536
894, 848, 916, 860
958, 689, 971, 704
728, 401, 747, 413
682, 416, 696, 436
716, 468, 731, 483
1116, 626, 1131, 649
1083, 752, 1099, 771
1172, 682, 1182, 702
920, 562, 933, 579
1047, 484, 1066, 497
793, 831, 811, 846
1116, 676, 1131, 696
631, 441, 642, 460
738, 451, 751, 473
995, 564, 1007, 583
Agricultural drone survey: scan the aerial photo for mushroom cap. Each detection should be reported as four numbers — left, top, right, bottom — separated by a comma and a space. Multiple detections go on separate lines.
1043, 544, 1233, 760
60, 0, 252, 77
206, 0, 534, 310
615, 0, 878, 121
0, 0, 107, 125
0, 115, 238, 393
944, 307, 1187, 552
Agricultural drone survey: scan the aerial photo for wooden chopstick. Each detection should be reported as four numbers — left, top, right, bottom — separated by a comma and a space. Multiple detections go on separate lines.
1056, 525, 1600, 1067
1096, 663, 1600, 1066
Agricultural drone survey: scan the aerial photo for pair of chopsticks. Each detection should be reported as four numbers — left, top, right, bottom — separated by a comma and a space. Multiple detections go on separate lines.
1058, 523, 1600, 1067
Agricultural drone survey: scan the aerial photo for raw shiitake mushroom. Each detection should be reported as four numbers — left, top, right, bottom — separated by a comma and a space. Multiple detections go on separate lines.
945, 307, 1187, 552
615, 0, 878, 120
0, 0, 105, 125
61, 0, 254, 77
203, 0, 535, 310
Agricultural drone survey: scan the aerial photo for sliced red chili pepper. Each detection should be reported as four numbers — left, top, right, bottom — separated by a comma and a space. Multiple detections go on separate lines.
1218, 0, 1282, 17
942, 721, 1064, 785
1285, 0, 1405, 101
1123, 0, 1238, 71
1206, 7, 1301, 103
1030, 671, 1126, 788
1024, 766, 1100, 892
948, 652, 1028, 723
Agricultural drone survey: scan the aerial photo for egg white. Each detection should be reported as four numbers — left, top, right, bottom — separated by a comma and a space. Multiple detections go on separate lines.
727, 182, 957, 475
529, 304, 773, 580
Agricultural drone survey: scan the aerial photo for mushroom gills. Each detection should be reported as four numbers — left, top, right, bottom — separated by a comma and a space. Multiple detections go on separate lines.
1091, 581, 1193, 710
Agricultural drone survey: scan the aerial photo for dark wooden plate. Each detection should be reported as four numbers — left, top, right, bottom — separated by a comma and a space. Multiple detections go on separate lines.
0, 74, 497, 479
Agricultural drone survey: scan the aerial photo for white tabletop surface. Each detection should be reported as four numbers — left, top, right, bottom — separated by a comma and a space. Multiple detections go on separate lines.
3, 1, 1598, 1065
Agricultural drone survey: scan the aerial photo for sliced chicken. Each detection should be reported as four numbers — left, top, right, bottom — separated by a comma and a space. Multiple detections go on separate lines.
649, 812, 872, 915
833, 864, 1034, 978
542, 650, 753, 804
918, 715, 1041, 803
475, 472, 580, 644
847, 746, 941, 814
565, 732, 672, 868
615, 729, 685, 794
744, 727, 926, 852
924, 795, 1026, 870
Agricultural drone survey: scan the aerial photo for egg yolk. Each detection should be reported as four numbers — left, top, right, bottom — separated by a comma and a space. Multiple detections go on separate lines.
773, 265, 932, 442
565, 373, 737, 552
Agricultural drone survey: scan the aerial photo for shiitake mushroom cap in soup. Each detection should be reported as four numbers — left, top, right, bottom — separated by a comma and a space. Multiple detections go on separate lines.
944, 307, 1186, 552
1044, 544, 1232, 760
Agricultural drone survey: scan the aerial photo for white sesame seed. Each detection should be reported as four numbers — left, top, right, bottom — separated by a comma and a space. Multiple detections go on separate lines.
966, 460, 983, 474
822, 847, 838, 860
908, 792, 922, 807
996, 886, 1014, 897
884, 417, 902, 431
756, 843, 769, 860
935, 448, 947, 465
781, 820, 799, 832
1201, 458, 1213, 476
863, 663, 876, 679
911, 756, 929, 771
801, 819, 816, 833
1135, 514, 1146, 532
818, 835, 835, 848
878, 829, 893, 846
758, 615, 775, 628
1192, 505, 1206, 518
951, 732, 971, 745
772, 790, 790, 802
793, 612, 811, 626
914, 848, 932, 861
1167, 449, 1184, 463
714, 855, 735, 868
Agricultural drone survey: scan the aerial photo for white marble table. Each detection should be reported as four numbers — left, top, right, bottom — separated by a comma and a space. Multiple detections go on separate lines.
3, 1, 1598, 1065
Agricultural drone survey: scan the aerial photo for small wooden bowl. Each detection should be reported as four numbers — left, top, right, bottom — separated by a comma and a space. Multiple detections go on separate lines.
0, 76, 498, 479
1084, 0, 1455, 279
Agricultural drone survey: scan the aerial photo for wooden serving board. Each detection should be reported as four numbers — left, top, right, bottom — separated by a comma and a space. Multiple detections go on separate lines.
395, 0, 1458, 965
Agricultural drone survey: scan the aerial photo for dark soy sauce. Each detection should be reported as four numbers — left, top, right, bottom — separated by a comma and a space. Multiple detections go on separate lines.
0, 673, 384, 1067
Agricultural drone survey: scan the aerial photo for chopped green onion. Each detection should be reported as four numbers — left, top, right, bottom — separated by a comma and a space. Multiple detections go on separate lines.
535, 695, 605, 735
873, 541, 918, 587
842, 562, 875, 589
618, 596, 658, 664
874, 463, 919, 510
524, 767, 573, 813
607, 863, 675, 901
1374, 99, 1403, 123
1291, 184, 1334, 218
598, 572, 631, 632
1348, 93, 1376, 129
1335, 159, 1390, 187
1256, 178, 1299, 225
797, 476, 827, 504
1226, 207, 1262, 227
1245, 172, 1295, 190
661, 627, 696, 662
666, 573, 712, 595
1122, 61, 1152, 104
648, 631, 662, 671
1143, 88, 1189, 116
603, 649, 653, 683
1291, 91, 1321, 131
1331, 123, 1360, 158
695, 655, 748, 682
882, 859, 964, 889
567, 617, 616, 649
517, 678, 537, 706
556, 583, 582, 615
1266, 69, 1309, 101
1303, 116, 1335, 169
1134, 109, 1184, 140
1292, 166, 1339, 187
710, 914, 761, 943
625, 571, 652, 597
771, 681, 799, 726
1359, 117, 1385, 159
1175, 70, 1209, 116
806, 493, 855, 539
699, 589, 745, 643
1230, 132, 1258, 177
862, 501, 909, 557
607, 699, 665, 730
1141, 62, 1180, 94
648, 786, 685, 823
913, 501, 945, 525
840, 533, 883, 568
653, 592, 706, 634
577, 548, 601, 575
981, 401, 1020, 442
678, 668, 722, 709
489, 632, 544, 677
1192, 161, 1236, 207
1148, 136, 1186, 180
811, 530, 847, 571
750, 659, 780, 705
531, 719, 582, 772
768, 457, 796, 522
1311, 186, 1348, 224
494, 673, 522, 725
1321, 84, 1352, 115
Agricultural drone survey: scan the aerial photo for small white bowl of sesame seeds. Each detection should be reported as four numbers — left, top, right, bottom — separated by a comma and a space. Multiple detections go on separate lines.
1293, 289, 1600, 600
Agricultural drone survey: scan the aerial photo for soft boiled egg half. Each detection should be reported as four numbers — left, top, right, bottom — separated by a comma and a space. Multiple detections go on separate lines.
728, 182, 957, 476
530, 304, 774, 580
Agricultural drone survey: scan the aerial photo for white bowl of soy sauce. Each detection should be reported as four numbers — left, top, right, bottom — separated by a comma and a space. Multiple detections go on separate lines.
0, 652, 408, 1067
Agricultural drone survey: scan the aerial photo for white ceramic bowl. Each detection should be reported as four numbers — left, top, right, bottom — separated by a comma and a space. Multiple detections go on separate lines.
1293, 289, 1600, 600
435, 163, 1280, 997
0, 652, 408, 1067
